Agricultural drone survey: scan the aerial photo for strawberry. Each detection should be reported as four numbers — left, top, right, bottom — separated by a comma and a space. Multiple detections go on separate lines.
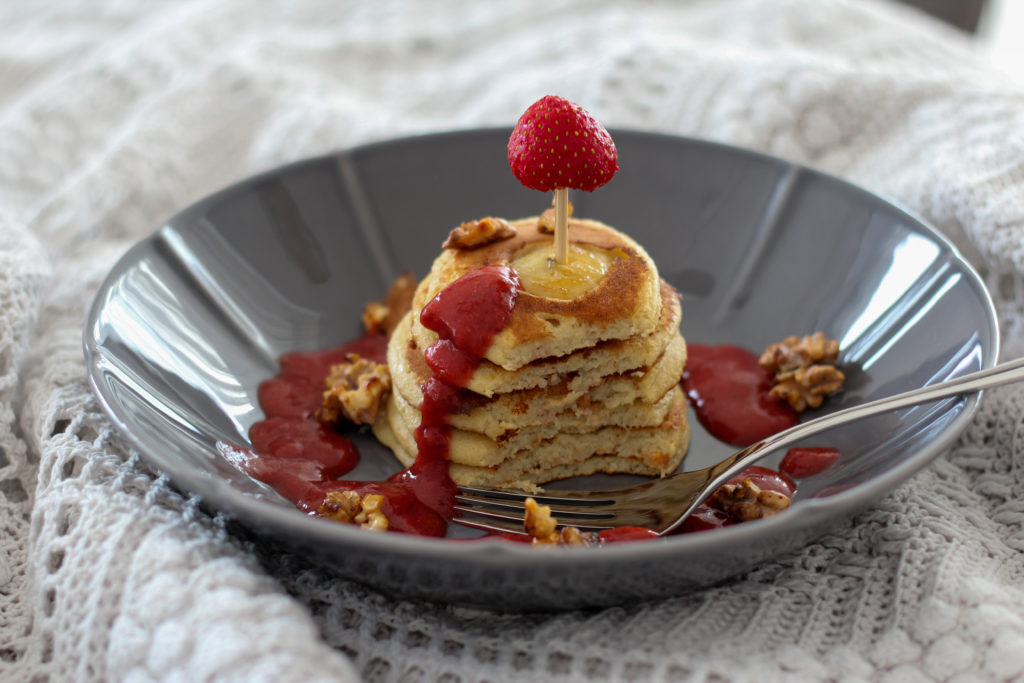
507, 95, 619, 193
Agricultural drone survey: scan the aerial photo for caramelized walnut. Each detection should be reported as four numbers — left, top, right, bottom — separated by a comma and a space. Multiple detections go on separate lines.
524, 497, 597, 547
361, 302, 389, 335
759, 332, 839, 374
318, 490, 389, 531
358, 494, 389, 531
771, 365, 846, 412
760, 332, 844, 412
361, 272, 417, 337
442, 216, 517, 249
537, 200, 574, 233
524, 497, 557, 538
318, 354, 391, 425
711, 479, 791, 521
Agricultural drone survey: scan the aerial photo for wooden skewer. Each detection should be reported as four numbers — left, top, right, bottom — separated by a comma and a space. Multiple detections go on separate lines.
554, 187, 569, 265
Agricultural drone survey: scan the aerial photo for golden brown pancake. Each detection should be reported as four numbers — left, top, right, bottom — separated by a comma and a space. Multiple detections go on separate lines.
403, 279, 682, 398
410, 217, 662, 370
389, 318, 686, 440
373, 389, 690, 490
386, 385, 680, 463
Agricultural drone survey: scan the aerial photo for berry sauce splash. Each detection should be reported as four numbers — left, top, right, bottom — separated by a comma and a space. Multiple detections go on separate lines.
678, 343, 841, 534
229, 265, 522, 537
682, 343, 799, 447
393, 264, 522, 526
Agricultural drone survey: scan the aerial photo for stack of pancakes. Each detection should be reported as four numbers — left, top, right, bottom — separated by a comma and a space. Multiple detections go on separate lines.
372, 216, 690, 490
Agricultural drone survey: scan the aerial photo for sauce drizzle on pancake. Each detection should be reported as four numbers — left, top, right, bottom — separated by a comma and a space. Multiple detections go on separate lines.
400, 264, 522, 521
235, 265, 522, 536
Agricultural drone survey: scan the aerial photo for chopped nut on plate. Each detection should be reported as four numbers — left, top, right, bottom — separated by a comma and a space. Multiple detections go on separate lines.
771, 364, 845, 412
361, 272, 417, 337
318, 490, 390, 531
710, 478, 791, 521
361, 301, 389, 335
318, 353, 391, 425
524, 497, 558, 538
357, 494, 389, 531
524, 497, 597, 547
760, 332, 844, 411
760, 332, 839, 374
442, 216, 517, 249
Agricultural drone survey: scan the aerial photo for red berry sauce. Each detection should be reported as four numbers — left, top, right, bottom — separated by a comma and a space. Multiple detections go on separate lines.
682, 344, 799, 447
232, 265, 521, 537
392, 264, 521, 526
677, 465, 799, 535
220, 333, 380, 509
597, 526, 661, 543
257, 333, 387, 418
780, 447, 840, 479
677, 343, 844, 534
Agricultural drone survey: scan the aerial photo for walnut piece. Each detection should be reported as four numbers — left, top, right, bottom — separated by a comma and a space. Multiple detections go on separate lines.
537, 200, 574, 233
318, 490, 389, 531
524, 497, 597, 547
361, 272, 417, 337
318, 353, 391, 425
759, 332, 839, 374
524, 497, 558, 538
771, 365, 845, 412
442, 216, 517, 249
711, 479, 791, 522
760, 332, 844, 412
361, 302, 389, 335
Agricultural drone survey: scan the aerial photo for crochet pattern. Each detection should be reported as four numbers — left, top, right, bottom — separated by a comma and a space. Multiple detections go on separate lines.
2, 1, 1024, 680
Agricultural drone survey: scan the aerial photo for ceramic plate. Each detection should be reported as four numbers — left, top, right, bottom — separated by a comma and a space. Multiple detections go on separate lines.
84, 129, 998, 610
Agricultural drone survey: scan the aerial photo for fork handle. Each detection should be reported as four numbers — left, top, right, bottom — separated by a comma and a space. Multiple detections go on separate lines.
668, 355, 1024, 533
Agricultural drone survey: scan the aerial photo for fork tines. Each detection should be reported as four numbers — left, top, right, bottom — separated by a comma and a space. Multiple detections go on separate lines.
453, 485, 617, 535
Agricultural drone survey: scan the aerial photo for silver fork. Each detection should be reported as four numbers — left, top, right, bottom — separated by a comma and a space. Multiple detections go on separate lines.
453, 356, 1024, 536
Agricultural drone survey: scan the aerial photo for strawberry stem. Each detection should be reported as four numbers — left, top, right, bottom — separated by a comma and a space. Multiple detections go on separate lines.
554, 187, 569, 265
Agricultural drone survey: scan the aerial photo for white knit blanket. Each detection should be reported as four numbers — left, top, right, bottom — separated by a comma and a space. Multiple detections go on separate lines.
4, 1, 1024, 680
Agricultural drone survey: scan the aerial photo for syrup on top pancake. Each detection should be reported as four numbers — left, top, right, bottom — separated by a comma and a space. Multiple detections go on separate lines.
405, 278, 682, 397
410, 217, 663, 371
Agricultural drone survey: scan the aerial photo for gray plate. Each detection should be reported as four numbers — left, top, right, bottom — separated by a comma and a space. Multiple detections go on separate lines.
84, 129, 998, 610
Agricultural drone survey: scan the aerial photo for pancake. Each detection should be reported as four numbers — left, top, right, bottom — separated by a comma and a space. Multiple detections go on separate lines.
388, 314, 687, 439
386, 385, 681, 463
373, 389, 691, 490
410, 217, 662, 370
403, 279, 682, 398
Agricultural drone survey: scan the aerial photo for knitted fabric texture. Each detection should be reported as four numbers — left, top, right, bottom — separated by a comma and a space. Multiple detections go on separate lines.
2, 1, 1024, 681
